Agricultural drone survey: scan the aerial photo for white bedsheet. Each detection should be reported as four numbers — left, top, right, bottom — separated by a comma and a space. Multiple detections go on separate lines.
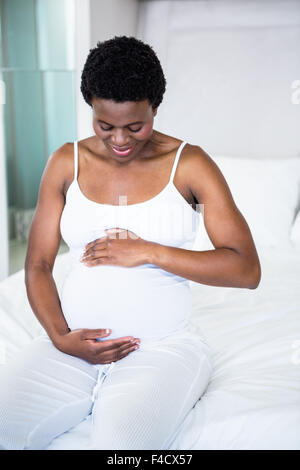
0, 244, 299, 450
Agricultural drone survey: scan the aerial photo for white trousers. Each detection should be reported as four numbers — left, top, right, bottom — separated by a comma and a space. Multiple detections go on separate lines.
0, 325, 213, 450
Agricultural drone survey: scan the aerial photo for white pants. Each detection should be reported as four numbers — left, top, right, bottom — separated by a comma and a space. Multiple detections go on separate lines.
0, 325, 213, 450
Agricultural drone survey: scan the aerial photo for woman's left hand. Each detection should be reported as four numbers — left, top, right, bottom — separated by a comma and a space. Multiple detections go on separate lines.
80, 228, 152, 268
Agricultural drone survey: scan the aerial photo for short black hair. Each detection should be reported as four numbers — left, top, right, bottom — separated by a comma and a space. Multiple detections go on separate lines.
80, 35, 166, 110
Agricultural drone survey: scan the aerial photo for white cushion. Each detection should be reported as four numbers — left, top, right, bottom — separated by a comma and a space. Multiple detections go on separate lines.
193, 156, 300, 250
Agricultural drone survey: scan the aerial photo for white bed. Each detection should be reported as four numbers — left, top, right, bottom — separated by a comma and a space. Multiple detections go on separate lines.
1, 155, 300, 450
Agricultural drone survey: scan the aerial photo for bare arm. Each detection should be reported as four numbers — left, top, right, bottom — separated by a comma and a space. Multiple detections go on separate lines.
147, 146, 261, 289
25, 144, 72, 341
24, 144, 140, 364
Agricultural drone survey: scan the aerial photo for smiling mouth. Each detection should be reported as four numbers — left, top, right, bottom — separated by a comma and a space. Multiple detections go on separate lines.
110, 145, 135, 156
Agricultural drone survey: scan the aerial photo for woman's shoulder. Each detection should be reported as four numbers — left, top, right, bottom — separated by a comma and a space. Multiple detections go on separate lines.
151, 132, 206, 164
50, 141, 75, 165
148, 131, 191, 155
45, 142, 78, 198
45, 142, 74, 177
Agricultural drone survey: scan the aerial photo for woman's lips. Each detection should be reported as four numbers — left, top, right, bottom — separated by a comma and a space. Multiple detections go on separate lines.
110, 145, 134, 156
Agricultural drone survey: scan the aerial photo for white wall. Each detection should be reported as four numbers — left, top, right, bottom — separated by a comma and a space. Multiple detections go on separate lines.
75, 0, 92, 140
137, 0, 300, 159
76, 0, 140, 140
90, 0, 140, 47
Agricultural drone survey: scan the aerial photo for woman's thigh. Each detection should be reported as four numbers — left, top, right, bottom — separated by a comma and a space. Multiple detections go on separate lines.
88, 332, 213, 450
0, 334, 99, 450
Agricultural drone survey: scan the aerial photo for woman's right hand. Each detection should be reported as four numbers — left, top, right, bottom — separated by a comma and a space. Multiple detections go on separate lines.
53, 328, 140, 364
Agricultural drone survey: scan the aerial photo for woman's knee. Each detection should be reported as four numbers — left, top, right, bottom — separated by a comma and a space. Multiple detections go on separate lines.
0, 379, 93, 450
0, 337, 97, 449
89, 392, 173, 450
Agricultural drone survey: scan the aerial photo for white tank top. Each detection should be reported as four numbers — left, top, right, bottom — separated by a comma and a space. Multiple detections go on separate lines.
59, 140, 203, 343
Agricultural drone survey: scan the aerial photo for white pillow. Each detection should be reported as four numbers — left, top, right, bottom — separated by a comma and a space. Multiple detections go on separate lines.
193, 156, 300, 250
291, 210, 300, 245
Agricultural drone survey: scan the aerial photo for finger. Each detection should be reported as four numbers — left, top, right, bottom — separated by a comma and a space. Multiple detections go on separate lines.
114, 343, 140, 361
98, 343, 139, 363
83, 242, 107, 258
81, 251, 104, 263
99, 341, 137, 358
118, 341, 140, 354
81, 247, 109, 265
83, 254, 111, 267
91, 336, 136, 352
85, 235, 108, 251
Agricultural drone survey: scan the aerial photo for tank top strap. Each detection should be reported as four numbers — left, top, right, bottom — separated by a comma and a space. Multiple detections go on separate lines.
73, 140, 78, 181
169, 140, 187, 183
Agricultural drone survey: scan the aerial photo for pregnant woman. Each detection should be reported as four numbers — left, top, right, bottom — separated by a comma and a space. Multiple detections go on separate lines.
0, 36, 261, 450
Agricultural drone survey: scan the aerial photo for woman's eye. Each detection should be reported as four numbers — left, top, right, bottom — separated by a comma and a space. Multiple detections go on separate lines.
99, 125, 142, 133
129, 127, 142, 133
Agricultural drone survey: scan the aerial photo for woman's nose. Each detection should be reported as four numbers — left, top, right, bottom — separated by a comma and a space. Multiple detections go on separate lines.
111, 129, 130, 146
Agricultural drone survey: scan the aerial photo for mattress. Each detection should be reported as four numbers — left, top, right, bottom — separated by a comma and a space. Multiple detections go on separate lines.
0, 244, 299, 450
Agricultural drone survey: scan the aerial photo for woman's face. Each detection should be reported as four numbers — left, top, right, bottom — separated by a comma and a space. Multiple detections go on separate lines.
91, 97, 157, 161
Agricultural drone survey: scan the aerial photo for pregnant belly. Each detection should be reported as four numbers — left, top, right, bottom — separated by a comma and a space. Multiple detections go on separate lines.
60, 263, 191, 341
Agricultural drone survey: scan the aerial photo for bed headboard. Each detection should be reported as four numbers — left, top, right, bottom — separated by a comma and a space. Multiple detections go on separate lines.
137, 0, 300, 159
